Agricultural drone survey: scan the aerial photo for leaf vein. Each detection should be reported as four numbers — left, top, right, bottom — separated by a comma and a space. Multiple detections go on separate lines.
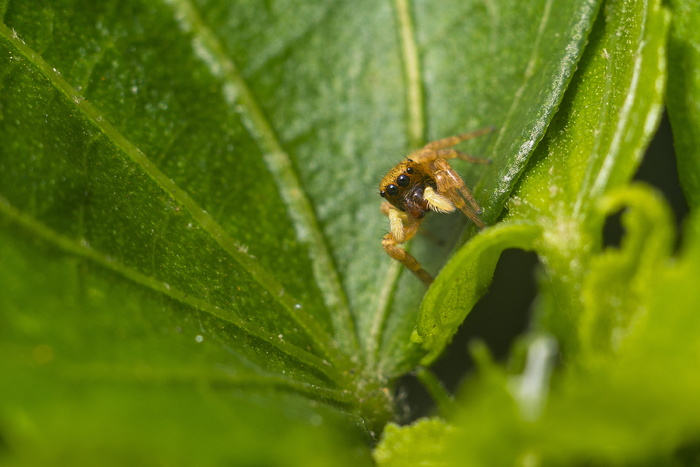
0, 22, 345, 369
0, 194, 342, 381
162, 0, 360, 357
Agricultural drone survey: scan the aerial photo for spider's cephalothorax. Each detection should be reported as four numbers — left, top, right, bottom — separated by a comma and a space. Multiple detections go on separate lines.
379, 159, 436, 219
378, 128, 493, 285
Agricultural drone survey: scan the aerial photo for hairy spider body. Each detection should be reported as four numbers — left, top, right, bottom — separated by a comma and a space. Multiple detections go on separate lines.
379, 128, 493, 285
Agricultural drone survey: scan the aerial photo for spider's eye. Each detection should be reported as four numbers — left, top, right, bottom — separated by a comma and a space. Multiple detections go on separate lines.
379, 191, 386, 197
397, 174, 410, 187
406, 166, 414, 174
385, 184, 399, 197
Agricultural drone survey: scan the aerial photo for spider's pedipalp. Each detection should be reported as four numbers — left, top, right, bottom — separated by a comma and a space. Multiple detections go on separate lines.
387, 206, 406, 242
423, 187, 455, 213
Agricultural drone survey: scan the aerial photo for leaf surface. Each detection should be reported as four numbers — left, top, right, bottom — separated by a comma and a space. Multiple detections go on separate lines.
1, 0, 598, 460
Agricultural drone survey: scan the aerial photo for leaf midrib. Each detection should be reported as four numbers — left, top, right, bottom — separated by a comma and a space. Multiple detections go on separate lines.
367, 0, 427, 370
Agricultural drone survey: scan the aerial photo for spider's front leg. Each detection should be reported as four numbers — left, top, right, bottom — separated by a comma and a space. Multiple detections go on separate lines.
430, 159, 485, 229
380, 202, 434, 286
409, 129, 494, 229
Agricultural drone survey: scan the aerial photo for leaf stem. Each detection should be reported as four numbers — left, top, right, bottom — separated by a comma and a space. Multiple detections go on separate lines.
415, 366, 453, 415
367, 0, 427, 370
367, 261, 401, 368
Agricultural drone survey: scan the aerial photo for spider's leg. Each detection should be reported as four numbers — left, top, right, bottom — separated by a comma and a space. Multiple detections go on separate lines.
435, 148, 491, 165
431, 159, 485, 229
381, 204, 434, 285
409, 127, 495, 163
422, 127, 495, 151
382, 233, 434, 285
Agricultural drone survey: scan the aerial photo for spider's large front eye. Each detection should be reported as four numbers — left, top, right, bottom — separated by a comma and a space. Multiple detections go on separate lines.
385, 184, 399, 197
397, 174, 410, 187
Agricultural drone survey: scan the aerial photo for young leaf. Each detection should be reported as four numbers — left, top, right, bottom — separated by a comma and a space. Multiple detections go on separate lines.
373, 418, 452, 467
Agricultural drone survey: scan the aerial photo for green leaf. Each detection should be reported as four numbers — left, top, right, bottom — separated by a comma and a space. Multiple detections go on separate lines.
519, 0, 669, 352
0, 224, 372, 465
413, 221, 542, 364
372, 418, 451, 467
579, 184, 674, 355
0, 0, 599, 461
415, 0, 668, 360
667, 0, 700, 207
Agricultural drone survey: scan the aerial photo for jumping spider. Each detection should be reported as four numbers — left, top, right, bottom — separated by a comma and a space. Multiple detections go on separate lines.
379, 127, 493, 285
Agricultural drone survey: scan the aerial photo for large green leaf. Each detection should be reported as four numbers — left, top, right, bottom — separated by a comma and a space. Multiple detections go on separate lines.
1, 0, 597, 461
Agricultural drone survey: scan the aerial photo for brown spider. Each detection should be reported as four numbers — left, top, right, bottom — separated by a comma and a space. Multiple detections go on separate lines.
378, 128, 493, 285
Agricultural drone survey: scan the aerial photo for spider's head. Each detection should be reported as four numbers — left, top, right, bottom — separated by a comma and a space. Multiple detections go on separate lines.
379, 159, 433, 218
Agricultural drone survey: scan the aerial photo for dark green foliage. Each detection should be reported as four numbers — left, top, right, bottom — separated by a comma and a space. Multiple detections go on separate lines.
1, 0, 697, 464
